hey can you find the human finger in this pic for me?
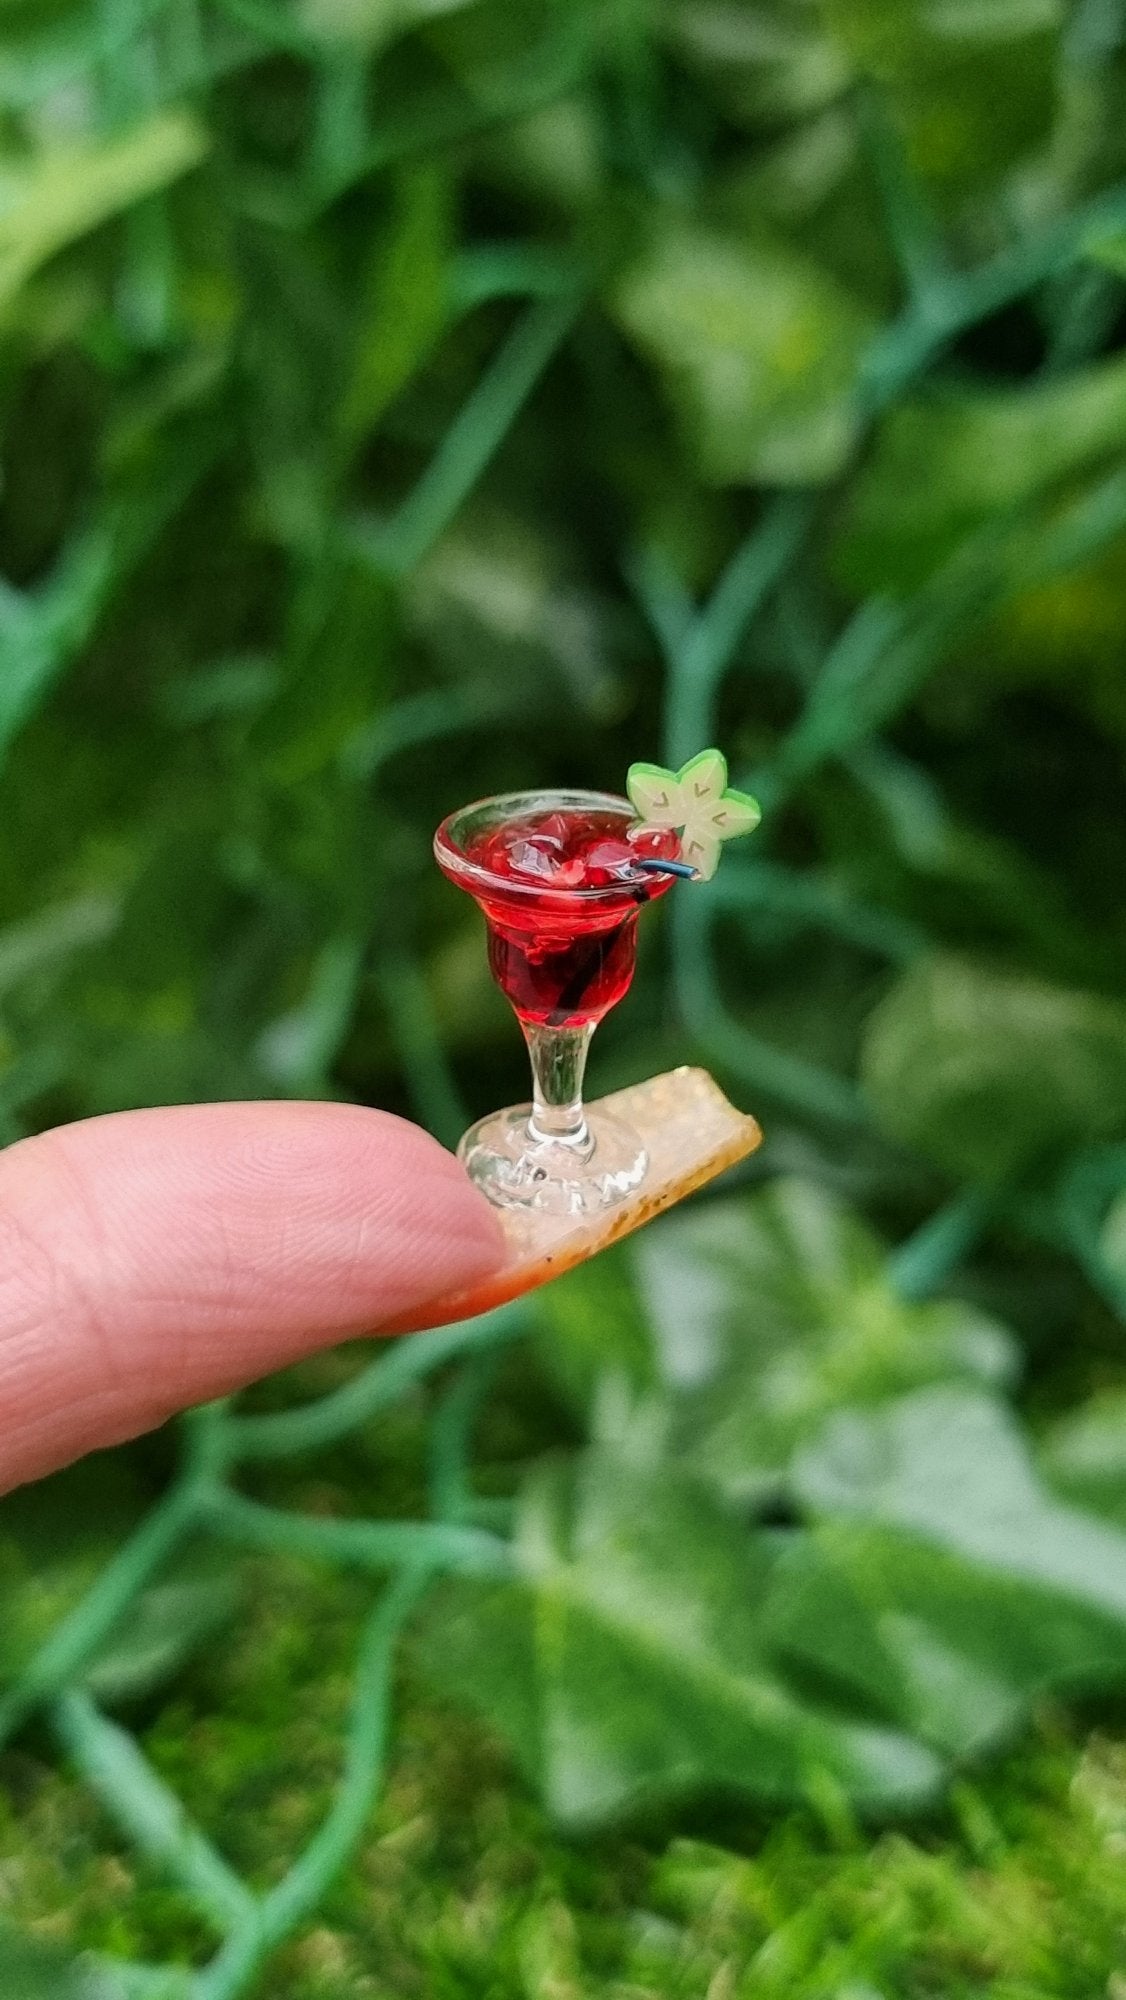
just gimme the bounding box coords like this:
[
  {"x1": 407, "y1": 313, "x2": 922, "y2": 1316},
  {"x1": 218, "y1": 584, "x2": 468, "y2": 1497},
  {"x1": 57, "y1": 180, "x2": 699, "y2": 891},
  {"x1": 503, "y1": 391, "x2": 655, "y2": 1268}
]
[{"x1": 0, "y1": 1099, "x2": 505, "y2": 1493}]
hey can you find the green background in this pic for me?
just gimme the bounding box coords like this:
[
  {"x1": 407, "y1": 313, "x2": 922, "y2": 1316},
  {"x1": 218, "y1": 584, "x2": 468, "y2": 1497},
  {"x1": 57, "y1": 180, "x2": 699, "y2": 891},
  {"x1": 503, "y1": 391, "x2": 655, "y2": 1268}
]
[{"x1": 4, "y1": 0, "x2": 1126, "y2": 1993}]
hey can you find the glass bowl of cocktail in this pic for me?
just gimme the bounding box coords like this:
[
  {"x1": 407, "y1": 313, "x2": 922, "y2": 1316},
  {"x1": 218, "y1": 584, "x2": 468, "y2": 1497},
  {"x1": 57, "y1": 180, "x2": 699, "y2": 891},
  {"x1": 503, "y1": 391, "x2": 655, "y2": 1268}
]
[{"x1": 434, "y1": 789, "x2": 683, "y2": 1214}]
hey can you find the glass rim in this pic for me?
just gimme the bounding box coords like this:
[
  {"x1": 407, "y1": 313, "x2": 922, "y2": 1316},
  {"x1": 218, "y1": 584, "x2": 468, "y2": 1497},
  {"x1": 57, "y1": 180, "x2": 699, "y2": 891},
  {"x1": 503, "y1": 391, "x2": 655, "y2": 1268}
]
[{"x1": 434, "y1": 787, "x2": 677, "y2": 907}]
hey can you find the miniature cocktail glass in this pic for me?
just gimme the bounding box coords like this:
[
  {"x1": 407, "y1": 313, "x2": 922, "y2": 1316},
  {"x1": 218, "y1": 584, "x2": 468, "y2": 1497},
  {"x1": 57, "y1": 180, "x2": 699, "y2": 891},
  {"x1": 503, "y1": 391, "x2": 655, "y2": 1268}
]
[{"x1": 434, "y1": 788, "x2": 680, "y2": 1215}]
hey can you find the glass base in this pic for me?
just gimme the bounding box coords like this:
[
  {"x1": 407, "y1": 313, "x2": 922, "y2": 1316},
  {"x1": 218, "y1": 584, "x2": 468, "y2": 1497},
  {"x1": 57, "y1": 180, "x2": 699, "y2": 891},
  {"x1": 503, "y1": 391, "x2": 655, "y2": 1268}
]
[{"x1": 457, "y1": 1103, "x2": 648, "y2": 1216}]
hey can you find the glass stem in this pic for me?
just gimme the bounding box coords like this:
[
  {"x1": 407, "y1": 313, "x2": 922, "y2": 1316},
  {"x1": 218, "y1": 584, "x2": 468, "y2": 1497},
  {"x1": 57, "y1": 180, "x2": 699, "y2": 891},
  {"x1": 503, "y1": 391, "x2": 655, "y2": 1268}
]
[{"x1": 523, "y1": 1021, "x2": 594, "y2": 1154}]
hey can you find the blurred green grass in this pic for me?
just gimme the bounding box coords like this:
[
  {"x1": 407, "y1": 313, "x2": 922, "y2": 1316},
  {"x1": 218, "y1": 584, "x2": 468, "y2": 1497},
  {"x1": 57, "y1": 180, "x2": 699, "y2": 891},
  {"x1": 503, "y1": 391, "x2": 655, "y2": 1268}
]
[{"x1": 5, "y1": 0, "x2": 1126, "y2": 1992}]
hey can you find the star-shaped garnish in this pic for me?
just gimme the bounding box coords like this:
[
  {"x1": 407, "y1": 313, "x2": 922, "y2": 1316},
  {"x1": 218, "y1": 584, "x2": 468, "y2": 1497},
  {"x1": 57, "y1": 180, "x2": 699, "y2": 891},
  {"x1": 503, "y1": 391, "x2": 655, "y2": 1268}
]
[{"x1": 627, "y1": 749, "x2": 761, "y2": 881}]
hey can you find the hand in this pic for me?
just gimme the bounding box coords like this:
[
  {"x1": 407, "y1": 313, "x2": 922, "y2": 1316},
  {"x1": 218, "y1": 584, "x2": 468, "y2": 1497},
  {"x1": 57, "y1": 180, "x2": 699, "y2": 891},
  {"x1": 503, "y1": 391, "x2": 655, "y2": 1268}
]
[{"x1": 0, "y1": 1101, "x2": 506, "y2": 1496}]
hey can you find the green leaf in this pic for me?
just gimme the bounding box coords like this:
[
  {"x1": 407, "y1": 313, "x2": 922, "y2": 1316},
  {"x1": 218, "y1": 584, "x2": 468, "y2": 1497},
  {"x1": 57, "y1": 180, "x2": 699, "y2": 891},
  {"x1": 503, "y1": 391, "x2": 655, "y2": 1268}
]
[
  {"x1": 835, "y1": 357, "x2": 1126, "y2": 594},
  {"x1": 670, "y1": 0, "x2": 851, "y2": 128},
  {"x1": 1042, "y1": 1389, "x2": 1126, "y2": 1528},
  {"x1": 770, "y1": 1515, "x2": 1125, "y2": 1759},
  {"x1": 83, "y1": 1967, "x2": 190, "y2": 2000},
  {"x1": 0, "y1": 1458, "x2": 150, "y2": 1685},
  {"x1": 0, "y1": 893, "x2": 118, "y2": 1001},
  {"x1": 82, "y1": 1570, "x2": 241, "y2": 1708},
  {"x1": 1100, "y1": 1189, "x2": 1126, "y2": 1286},
  {"x1": 634, "y1": 1179, "x2": 1017, "y2": 1501},
  {"x1": 405, "y1": 508, "x2": 620, "y2": 721},
  {"x1": 776, "y1": 1386, "x2": 1126, "y2": 1753},
  {"x1": 0, "y1": 1469, "x2": 237, "y2": 1712},
  {"x1": 412, "y1": 1573, "x2": 544, "y2": 1786},
  {"x1": 0, "y1": 113, "x2": 207, "y2": 317},
  {"x1": 249, "y1": 558, "x2": 394, "y2": 783},
  {"x1": 335, "y1": 165, "x2": 452, "y2": 449},
  {"x1": 531, "y1": 1242, "x2": 658, "y2": 1418},
  {"x1": 765, "y1": 1527, "x2": 1026, "y2": 1758},
  {"x1": 419, "y1": 1448, "x2": 945, "y2": 1826},
  {"x1": 861, "y1": 955, "x2": 1126, "y2": 1182},
  {"x1": 1084, "y1": 226, "x2": 1126, "y2": 279},
  {"x1": 299, "y1": 0, "x2": 474, "y2": 53},
  {"x1": 0, "y1": 1923, "x2": 116, "y2": 2000},
  {"x1": 611, "y1": 223, "x2": 874, "y2": 486},
  {"x1": 822, "y1": 0, "x2": 1062, "y2": 198},
  {"x1": 794, "y1": 1385, "x2": 1126, "y2": 1616}
]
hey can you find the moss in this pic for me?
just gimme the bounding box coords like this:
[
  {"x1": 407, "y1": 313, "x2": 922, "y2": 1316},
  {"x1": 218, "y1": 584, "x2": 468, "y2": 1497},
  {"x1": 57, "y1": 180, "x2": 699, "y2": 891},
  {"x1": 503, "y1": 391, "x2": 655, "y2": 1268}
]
[
  {"x1": 3, "y1": 1557, "x2": 1126, "y2": 1998},
  {"x1": 0, "y1": 1754, "x2": 212, "y2": 1965},
  {"x1": 3, "y1": 1354, "x2": 1126, "y2": 1997}
]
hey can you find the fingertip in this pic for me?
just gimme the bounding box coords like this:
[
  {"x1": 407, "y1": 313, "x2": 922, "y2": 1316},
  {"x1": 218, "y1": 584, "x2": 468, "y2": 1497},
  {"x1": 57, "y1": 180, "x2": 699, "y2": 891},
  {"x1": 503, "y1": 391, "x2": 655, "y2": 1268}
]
[
  {"x1": 0, "y1": 1098, "x2": 521, "y2": 1491},
  {"x1": 388, "y1": 1152, "x2": 509, "y2": 1299}
]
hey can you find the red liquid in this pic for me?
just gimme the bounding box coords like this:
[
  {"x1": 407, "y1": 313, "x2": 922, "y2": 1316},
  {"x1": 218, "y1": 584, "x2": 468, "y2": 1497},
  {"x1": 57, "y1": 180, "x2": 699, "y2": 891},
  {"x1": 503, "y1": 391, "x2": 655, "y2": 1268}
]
[{"x1": 463, "y1": 808, "x2": 680, "y2": 1028}]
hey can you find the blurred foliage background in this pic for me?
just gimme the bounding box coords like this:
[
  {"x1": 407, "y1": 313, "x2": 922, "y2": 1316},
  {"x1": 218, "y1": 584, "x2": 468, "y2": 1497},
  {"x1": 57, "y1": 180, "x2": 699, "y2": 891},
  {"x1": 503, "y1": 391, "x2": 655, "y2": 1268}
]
[{"x1": 5, "y1": 0, "x2": 1126, "y2": 1993}]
